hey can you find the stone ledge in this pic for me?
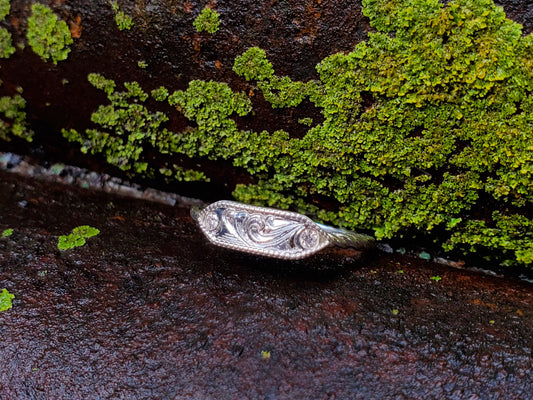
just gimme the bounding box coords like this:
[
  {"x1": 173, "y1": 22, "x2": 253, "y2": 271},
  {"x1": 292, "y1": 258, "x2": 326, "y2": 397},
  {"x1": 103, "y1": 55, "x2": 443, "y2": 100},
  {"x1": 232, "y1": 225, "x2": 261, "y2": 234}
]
[{"x1": 0, "y1": 170, "x2": 531, "y2": 399}]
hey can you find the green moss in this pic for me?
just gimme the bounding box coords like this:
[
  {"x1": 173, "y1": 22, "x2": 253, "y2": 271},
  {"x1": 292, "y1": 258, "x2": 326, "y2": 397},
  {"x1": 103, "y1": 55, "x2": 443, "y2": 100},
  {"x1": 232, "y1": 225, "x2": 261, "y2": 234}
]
[
  {"x1": 27, "y1": 3, "x2": 73, "y2": 64},
  {"x1": 445, "y1": 212, "x2": 533, "y2": 265},
  {"x1": 0, "y1": 86, "x2": 34, "y2": 142},
  {"x1": 193, "y1": 7, "x2": 220, "y2": 34},
  {"x1": 160, "y1": 165, "x2": 208, "y2": 182},
  {"x1": 233, "y1": 47, "x2": 319, "y2": 108},
  {"x1": 63, "y1": 0, "x2": 533, "y2": 267},
  {"x1": 57, "y1": 225, "x2": 100, "y2": 250},
  {"x1": 1, "y1": 228, "x2": 13, "y2": 237},
  {"x1": 238, "y1": 0, "x2": 533, "y2": 267},
  {"x1": 0, "y1": 0, "x2": 14, "y2": 58},
  {"x1": 298, "y1": 117, "x2": 313, "y2": 127},
  {"x1": 151, "y1": 86, "x2": 169, "y2": 102},
  {"x1": 111, "y1": 2, "x2": 133, "y2": 31},
  {"x1": 258, "y1": 76, "x2": 315, "y2": 108},
  {"x1": 166, "y1": 80, "x2": 294, "y2": 177},
  {"x1": 0, "y1": 0, "x2": 9, "y2": 21},
  {"x1": 229, "y1": 0, "x2": 532, "y2": 267},
  {"x1": 72, "y1": 225, "x2": 100, "y2": 238},
  {"x1": 168, "y1": 80, "x2": 251, "y2": 125},
  {"x1": 63, "y1": 74, "x2": 208, "y2": 182},
  {"x1": 0, "y1": 288, "x2": 14, "y2": 311},
  {"x1": 0, "y1": 27, "x2": 14, "y2": 58},
  {"x1": 233, "y1": 47, "x2": 274, "y2": 82},
  {"x1": 57, "y1": 233, "x2": 85, "y2": 250},
  {"x1": 87, "y1": 72, "x2": 115, "y2": 96}
]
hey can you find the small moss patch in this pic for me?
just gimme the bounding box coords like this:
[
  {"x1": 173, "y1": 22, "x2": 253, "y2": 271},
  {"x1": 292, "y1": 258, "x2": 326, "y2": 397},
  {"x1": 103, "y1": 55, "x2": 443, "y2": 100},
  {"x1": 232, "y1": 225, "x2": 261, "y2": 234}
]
[
  {"x1": 0, "y1": 27, "x2": 14, "y2": 58},
  {"x1": 151, "y1": 86, "x2": 169, "y2": 102},
  {"x1": 111, "y1": 2, "x2": 133, "y2": 31},
  {"x1": 0, "y1": 0, "x2": 14, "y2": 58},
  {"x1": 193, "y1": 7, "x2": 220, "y2": 34},
  {"x1": 0, "y1": 85, "x2": 34, "y2": 143},
  {"x1": 27, "y1": 3, "x2": 73, "y2": 64},
  {"x1": 233, "y1": 47, "x2": 274, "y2": 82},
  {"x1": 0, "y1": 0, "x2": 10, "y2": 21},
  {"x1": 57, "y1": 225, "x2": 100, "y2": 250},
  {"x1": 0, "y1": 288, "x2": 14, "y2": 312},
  {"x1": 62, "y1": 74, "x2": 207, "y2": 182},
  {"x1": 1, "y1": 228, "x2": 13, "y2": 237}
]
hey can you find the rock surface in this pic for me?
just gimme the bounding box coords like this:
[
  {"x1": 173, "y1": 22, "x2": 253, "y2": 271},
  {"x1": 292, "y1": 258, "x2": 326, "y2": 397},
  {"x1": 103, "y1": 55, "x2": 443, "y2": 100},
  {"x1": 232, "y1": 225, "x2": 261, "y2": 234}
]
[{"x1": 0, "y1": 170, "x2": 531, "y2": 399}]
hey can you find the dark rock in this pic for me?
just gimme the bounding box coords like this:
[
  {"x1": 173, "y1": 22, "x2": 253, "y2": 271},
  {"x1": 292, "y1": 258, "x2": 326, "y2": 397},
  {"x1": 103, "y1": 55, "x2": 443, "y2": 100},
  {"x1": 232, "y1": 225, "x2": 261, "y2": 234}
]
[{"x1": 0, "y1": 170, "x2": 531, "y2": 399}]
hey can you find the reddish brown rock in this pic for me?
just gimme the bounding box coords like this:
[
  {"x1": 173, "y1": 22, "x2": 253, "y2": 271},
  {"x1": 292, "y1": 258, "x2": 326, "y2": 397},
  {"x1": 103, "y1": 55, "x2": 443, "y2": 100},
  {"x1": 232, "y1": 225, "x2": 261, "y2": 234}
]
[{"x1": 0, "y1": 170, "x2": 531, "y2": 399}]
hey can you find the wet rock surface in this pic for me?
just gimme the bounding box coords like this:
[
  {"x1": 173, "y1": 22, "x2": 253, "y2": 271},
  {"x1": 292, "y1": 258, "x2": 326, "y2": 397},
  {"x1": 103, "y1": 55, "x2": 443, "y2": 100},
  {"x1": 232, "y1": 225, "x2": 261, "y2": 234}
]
[{"x1": 0, "y1": 170, "x2": 532, "y2": 399}]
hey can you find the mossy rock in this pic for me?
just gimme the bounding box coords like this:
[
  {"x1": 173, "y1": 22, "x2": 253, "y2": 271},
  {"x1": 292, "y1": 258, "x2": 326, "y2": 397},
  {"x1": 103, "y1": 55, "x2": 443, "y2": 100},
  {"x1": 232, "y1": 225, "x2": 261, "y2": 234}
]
[
  {"x1": 27, "y1": 3, "x2": 73, "y2": 64},
  {"x1": 1, "y1": 0, "x2": 532, "y2": 268}
]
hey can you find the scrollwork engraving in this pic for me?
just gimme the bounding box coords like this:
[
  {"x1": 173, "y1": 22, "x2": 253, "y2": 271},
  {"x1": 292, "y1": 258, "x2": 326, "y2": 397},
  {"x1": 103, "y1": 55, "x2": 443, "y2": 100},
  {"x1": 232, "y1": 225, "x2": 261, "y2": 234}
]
[{"x1": 197, "y1": 201, "x2": 329, "y2": 259}]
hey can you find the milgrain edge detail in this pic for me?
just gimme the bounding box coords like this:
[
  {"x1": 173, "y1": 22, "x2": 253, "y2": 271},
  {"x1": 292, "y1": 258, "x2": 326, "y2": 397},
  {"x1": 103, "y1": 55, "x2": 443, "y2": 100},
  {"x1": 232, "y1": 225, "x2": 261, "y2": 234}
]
[{"x1": 192, "y1": 200, "x2": 374, "y2": 260}]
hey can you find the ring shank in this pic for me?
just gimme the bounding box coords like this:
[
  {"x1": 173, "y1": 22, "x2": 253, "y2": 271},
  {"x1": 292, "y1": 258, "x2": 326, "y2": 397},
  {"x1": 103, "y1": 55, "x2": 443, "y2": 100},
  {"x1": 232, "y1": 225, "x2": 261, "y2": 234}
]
[{"x1": 316, "y1": 223, "x2": 375, "y2": 249}]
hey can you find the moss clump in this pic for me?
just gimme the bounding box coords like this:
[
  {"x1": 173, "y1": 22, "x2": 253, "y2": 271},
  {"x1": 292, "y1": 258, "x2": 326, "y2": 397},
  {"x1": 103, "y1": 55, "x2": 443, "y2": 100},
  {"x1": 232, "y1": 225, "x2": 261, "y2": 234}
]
[
  {"x1": 233, "y1": 47, "x2": 319, "y2": 108},
  {"x1": 298, "y1": 117, "x2": 313, "y2": 127},
  {"x1": 0, "y1": 27, "x2": 14, "y2": 58},
  {"x1": 111, "y1": 2, "x2": 133, "y2": 31},
  {"x1": 27, "y1": 3, "x2": 73, "y2": 64},
  {"x1": 0, "y1": 0, "x2": 10, "y2": 20},
  {"x1": 57, "y1": 225, "x2": 100, "y2": 250},
  {"x1": 233, "y1": 47, "x2": 274, "y2": 82},
  {"x1": 0, "y1": 0, "x2": 14, "y2": 58},
  {"x1": 165, "y1": 80, "x2": 293, "y2": 177},
  {"x1": 0, "y1": 288, "x2": 14, "y2": 311},
  {"x1": 151, "y1": 86, "x2": 169, "y2": 102},
  {"x1": 168, "y1": 80, "x2": 253, "y2": 157},
  {"x1": 63, "y1": 74, "x2": 207, "y2": 182},
  {"x1": 193, "y1": 7, "x2": 220, "y2": 34},
  {"x1": 305, "y1": 0, "x2": 532, "y2": 266},
  {"x1": 444, "y1": 212, "x2": 533, "y2": 265},
  {"x1": 0, "y1": 86, "x2": 34, "y2": 142},
  {"x1": 1, "y1": 228, "x2": 13, "y2": 237}
]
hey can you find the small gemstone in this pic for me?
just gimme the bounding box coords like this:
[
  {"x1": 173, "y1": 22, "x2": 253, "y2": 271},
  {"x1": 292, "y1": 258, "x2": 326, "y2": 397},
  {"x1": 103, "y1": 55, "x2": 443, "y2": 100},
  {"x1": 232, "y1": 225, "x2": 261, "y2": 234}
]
[
  {"x1": 299, "y1": 228, "x2": 319, "y2": 249},
  {"x1": 204, "y1": 211, "x2": 219, "y2": 231}
]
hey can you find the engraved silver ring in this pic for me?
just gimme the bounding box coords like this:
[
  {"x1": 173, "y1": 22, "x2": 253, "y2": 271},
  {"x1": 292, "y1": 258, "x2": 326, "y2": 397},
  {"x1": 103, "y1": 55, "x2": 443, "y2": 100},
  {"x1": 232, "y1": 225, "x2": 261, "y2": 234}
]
[{"x1": 191, "y1": 200, "x2": 374, "y2": 260}]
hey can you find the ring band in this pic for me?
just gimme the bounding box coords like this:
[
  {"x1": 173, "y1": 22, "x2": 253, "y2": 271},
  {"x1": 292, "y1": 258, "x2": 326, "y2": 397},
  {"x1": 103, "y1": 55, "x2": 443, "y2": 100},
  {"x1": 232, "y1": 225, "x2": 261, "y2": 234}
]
[{"x1": 191, "y1": 200, "x2": 374, "y2": 260}]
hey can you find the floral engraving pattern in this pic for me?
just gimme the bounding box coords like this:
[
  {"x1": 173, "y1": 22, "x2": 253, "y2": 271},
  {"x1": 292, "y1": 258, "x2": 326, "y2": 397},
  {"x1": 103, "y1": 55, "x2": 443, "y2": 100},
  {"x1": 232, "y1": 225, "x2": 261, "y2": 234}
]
[{"x1": 196, "y1": 201, "x2": 329, "y2": 259}]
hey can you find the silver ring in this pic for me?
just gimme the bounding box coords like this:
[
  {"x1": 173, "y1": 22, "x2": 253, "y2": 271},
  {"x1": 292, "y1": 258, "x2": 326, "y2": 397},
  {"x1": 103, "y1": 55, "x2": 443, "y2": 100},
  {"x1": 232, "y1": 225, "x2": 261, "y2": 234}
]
[{"x1": 191, "y1": 200, "x2": 374, "y2": 260}]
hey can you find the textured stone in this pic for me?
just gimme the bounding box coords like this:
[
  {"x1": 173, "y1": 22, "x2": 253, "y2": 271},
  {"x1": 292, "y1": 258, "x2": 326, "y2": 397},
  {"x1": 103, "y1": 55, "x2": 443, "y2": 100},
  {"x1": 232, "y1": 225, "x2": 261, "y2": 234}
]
[{"x1": 0, "y1": 170, "x2": 531, "y2": 399}]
